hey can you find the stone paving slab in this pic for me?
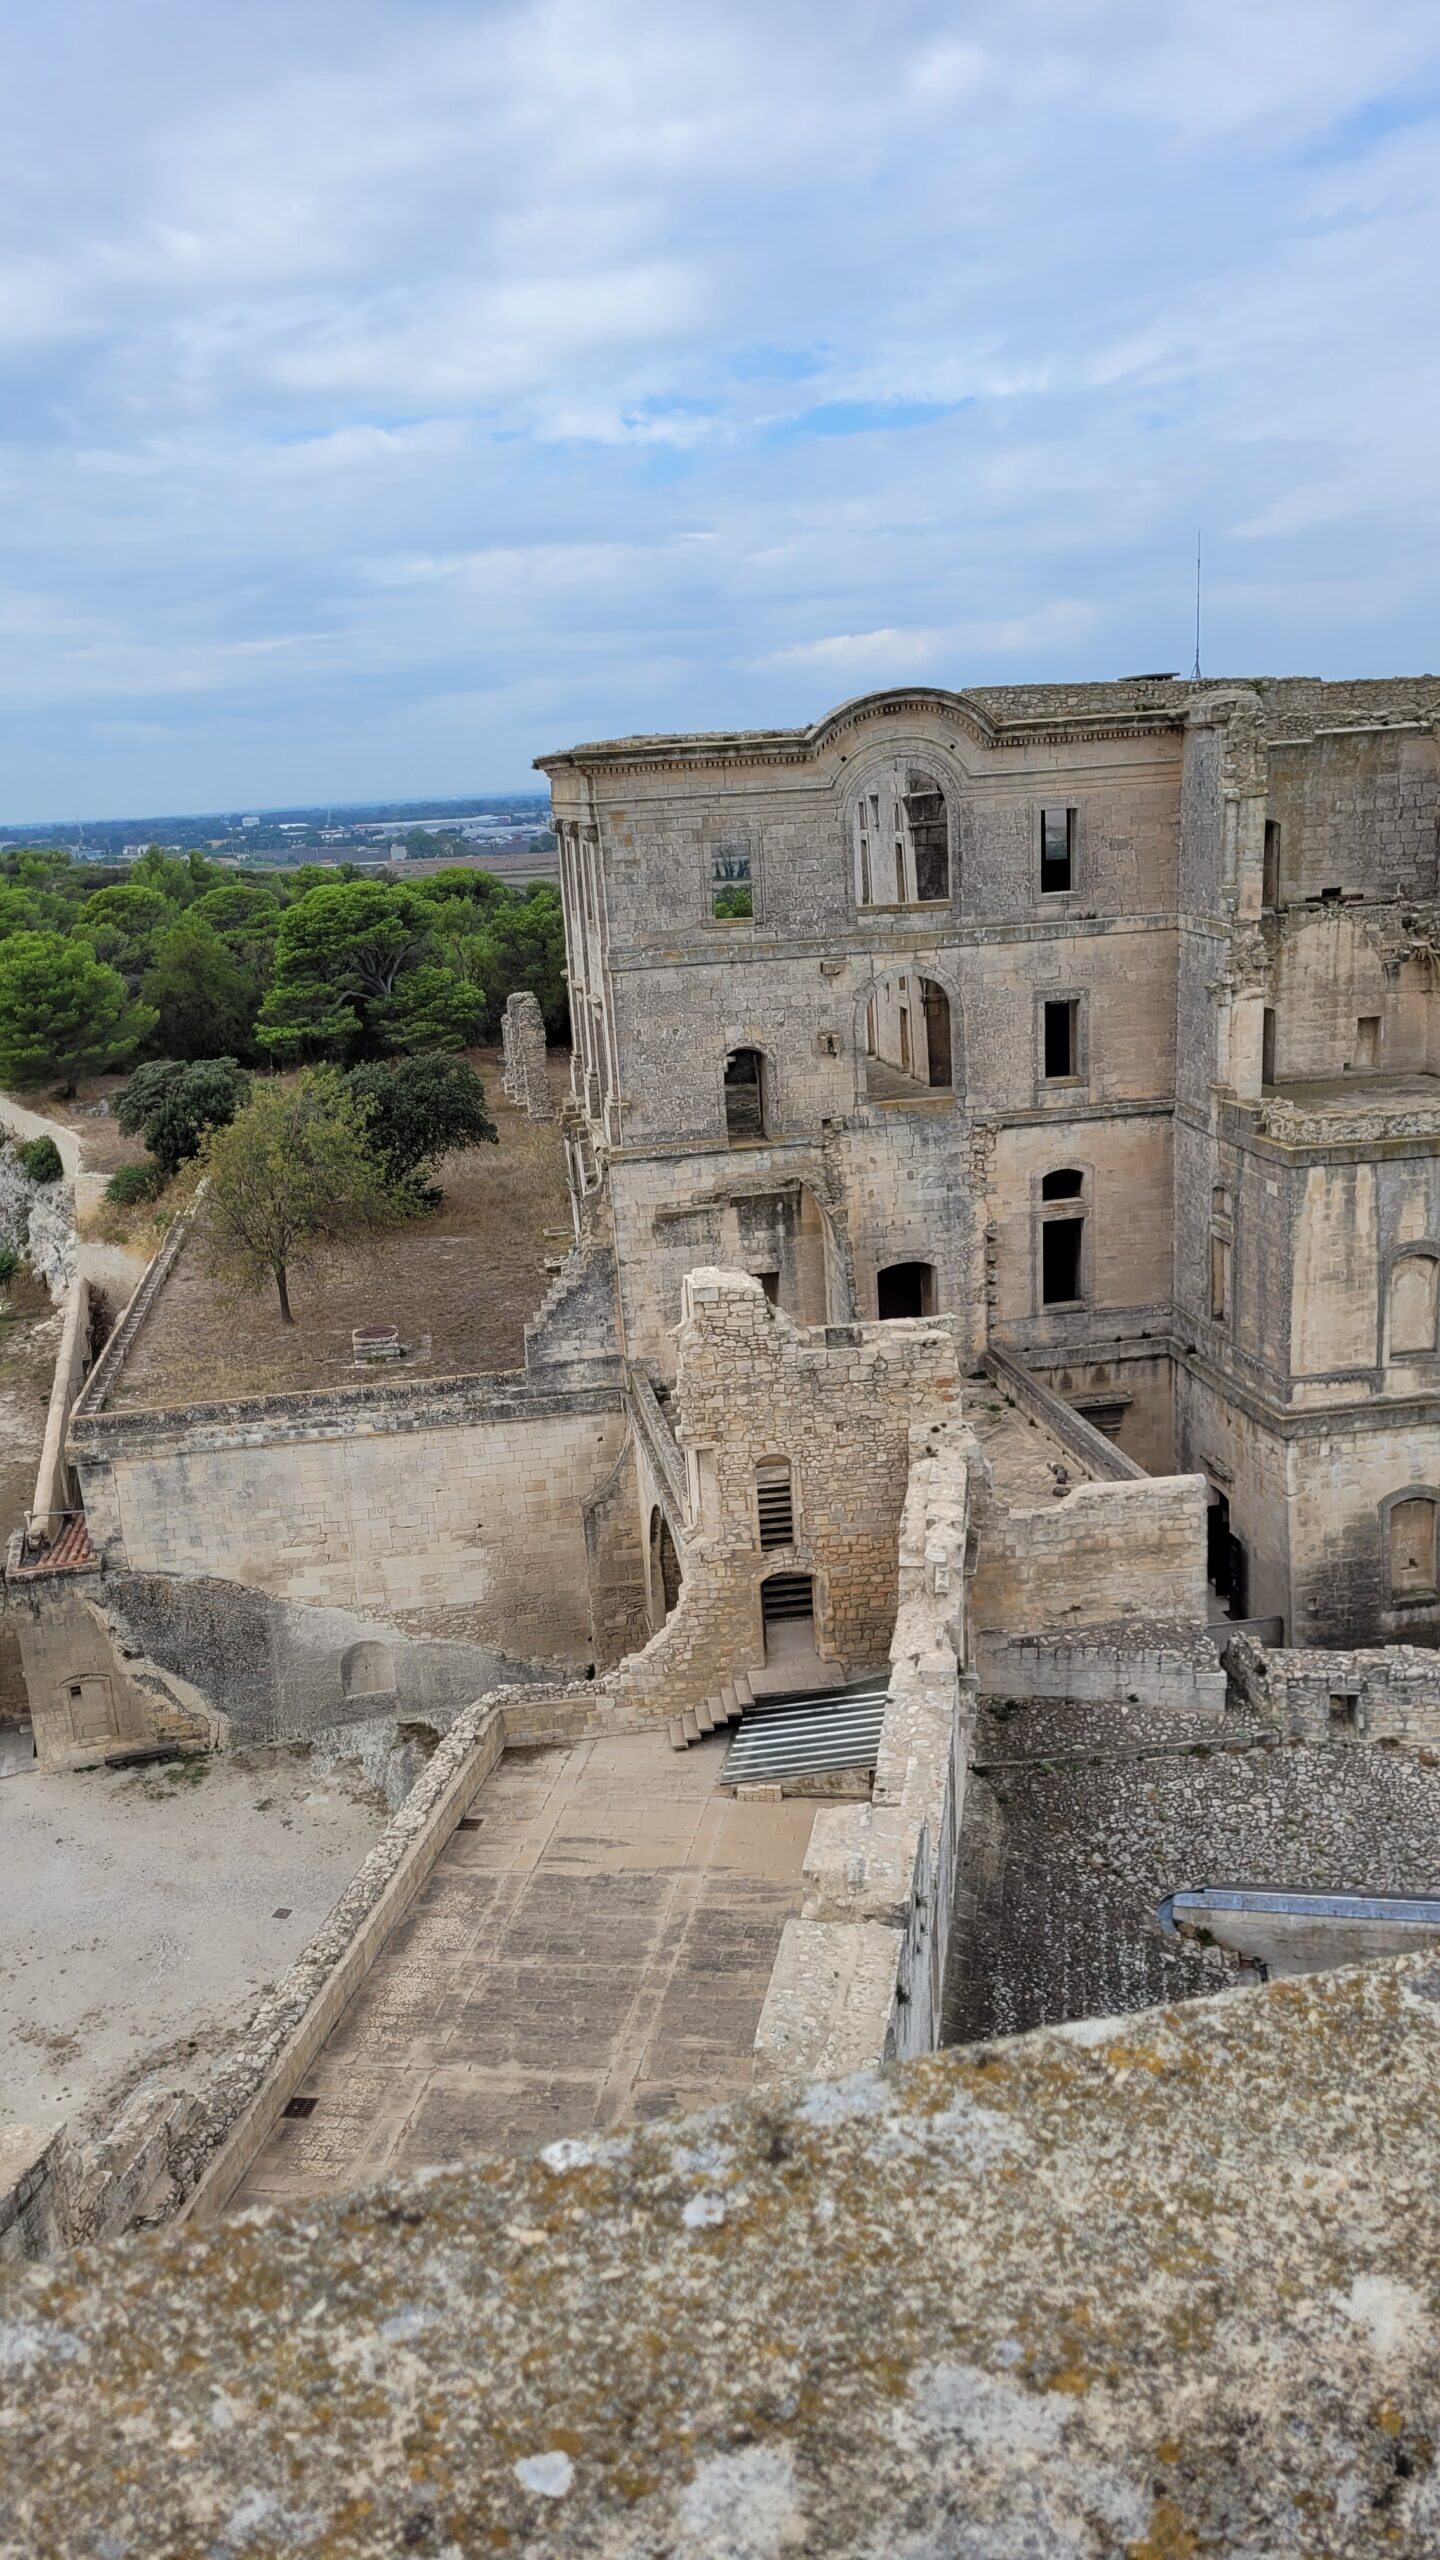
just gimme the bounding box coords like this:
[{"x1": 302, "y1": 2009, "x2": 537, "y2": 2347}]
[{"x1": 231, "y1": 1733, "x2": 815, "y2": 2208}]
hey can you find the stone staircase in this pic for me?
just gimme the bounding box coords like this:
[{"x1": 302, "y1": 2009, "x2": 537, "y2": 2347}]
[{"x1": 668, "y1": 1673, "x2": 754, "y2": 1750}]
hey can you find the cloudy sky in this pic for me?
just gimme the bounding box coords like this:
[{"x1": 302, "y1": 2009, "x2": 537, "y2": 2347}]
[{"x1": 3, "y1": 0, "x2": 1438, "y2": 817}]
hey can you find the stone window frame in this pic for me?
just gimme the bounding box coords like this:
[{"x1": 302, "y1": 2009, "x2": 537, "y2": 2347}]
[
  {"x1": 1034, "y1": 986, "x2": 1089, "y2": 1102},
  {"x1": 720, "y1": 1036, "x2": 782, "y2": 1145},
  {"x1": 1032, "y1": 1160, "x2": 1093, "y2": 1314},
  {"x1": 842, "y1": 752, "x2": 958, "y2": 915},
  {"x1": 1034, "y1": 800, "x2": 1087, "y2": 906},
  {"x1": 1381, "y1": 1484, "x2": 1440, "y2": 1608},
  {"x1": 852, "y1": 961, "x2": 965, "y2": 1111},
  {"x1": 703, "y1": 824, "x2": 762, "y2": 928},
  {"x1": 1380, "y1": 1241, "x2": 1440, "y2": 1366},
  {"x1": 1209, "y1": 1180, "x2": 1236, "y2": 1329}
]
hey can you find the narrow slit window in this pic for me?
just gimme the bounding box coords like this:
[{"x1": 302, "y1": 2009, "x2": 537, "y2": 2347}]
[
  {"x1": 1040, "y1": 807, "x2": 1074, "y2": 893},
  {"x1": 1262, "y1": 818, "x2": 1281, "y2": 908},
  {"x1": 756, "y1": 1462, "x2": 795, "y2": 1549},
  {"x1": 1043, "y1": 999, "x2": 1076, "y2": 1079},
  {"x1": 1210, "y1": 1232, "x2": 1231, "y2": 1323}
]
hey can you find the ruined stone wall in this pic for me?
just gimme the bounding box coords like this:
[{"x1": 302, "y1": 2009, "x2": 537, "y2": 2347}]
[
  {"x1": 1267, "y1": 726, "x2": 1440, "y2": 905},
  {"x1": 970, "y1": 1472, "x2": 1209, "y2": 1640},
  {"x1": 6, "y1": 1573, "x2": 213, "y2": 1771},
  {"x1": 604, "y1": 1272, "x2": 960, "y2": 1722},
  {"x1": 1226, "y1": 1630, "x2": 1440, "y2": 1744},
  {"x1": 755, "y1": 1420, "x2": 974, "y2": 2085}
]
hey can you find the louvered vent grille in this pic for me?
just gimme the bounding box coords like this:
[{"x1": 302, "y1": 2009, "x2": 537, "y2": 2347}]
[{"x1": 756, "y1": 1467, "x2": 794, "y2": 1549}]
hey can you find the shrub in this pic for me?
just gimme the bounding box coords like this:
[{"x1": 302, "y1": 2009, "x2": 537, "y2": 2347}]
[
  {"x1": 105, "y1": 1159, "x2": 168, "y2": 1208},
  {"x1": 0, "y1": 1246, "x2": 17, "y2": 1285},
  {"x1": 114, "y1": 1056, "x2": 251, "y2": 1177},
  {"x1": 17, "y1": 1136, "x2": 63, "y2": 1184}
]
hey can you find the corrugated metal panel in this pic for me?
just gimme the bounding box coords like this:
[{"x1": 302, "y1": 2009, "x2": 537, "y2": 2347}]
[{"x1": 721, "y1": 1683, "x2": 889, "y2": 1786}]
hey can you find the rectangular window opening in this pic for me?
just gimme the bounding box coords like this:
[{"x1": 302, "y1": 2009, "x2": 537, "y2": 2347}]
[
  {"x1": 1042, "y1": 1217, "x2": 1084, "y2": 1306},
  {"x1": 711, "y1": 847, "x2": 753, "y2": 920},
  {"x1": 1328, "y1": 1693, "x2": 1360, "y2": 1733},
  {"x1": 1354, "y1": 1015, "x2": 1380, "y2": 1070},
  {"x1": 1210, "y1": 1232, "x2": 1231, "y2": 1324},
  {"x1": 754, "y1": 1269, "x2": 780, "y2": 1306},
  {"x1": 1261, "y1": 1006, "x2": 1277, "y2": 1088},
  {"x1": 1040, "y1": 807, "x2": 1074, "y2": 894},
  {"x1": 1043, "y1": 999, "x2": 1077, "y2": 1080}
]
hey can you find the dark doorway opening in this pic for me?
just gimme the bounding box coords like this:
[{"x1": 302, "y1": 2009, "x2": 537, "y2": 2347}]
[
  {"x1": 761, "y1": 1571, "x2": 816, "y2": 1664},
  {"x1": 921, "y1": 980, "x2": 952, "y2": 1087},
  {"x1": 1206, "y1": 1489, "x2": 1248, "y2": 1619},
  {"x1": 877, "y1": 1260, "x2": 935, "y2": 1320},
  {"x1": 649, "y1": 1507, "x2": 682, "y2": 1625},
  {"x1": 724, "y1": 1048, "x2": 766, "y2": 1142}
]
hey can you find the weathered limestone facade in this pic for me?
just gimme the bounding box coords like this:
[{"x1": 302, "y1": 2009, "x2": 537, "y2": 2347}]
[{"x1": 540, "y1": 675, "x2": 1440, "y2": 1649}]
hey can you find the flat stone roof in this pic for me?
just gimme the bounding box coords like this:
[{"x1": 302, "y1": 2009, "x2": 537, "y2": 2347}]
[{"x1": 6, "y1": 1950, "x2": 1440, "y2": 2554}]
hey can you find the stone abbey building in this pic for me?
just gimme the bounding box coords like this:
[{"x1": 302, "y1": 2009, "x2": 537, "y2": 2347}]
[
  {"x1": 9, "y1": 671, "x2": 1440, "y2": 2265},
  {"x1": 542, "y1": 674, "x2": 1440, "y2": 1653}
]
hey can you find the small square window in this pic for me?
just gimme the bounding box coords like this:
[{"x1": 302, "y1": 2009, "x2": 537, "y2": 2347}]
[
  {"x1": 1040, "y1": 807, "x2": 1074, "y2": 893},
  {"x1": 1328, "y1": 1693, "x2": 1360, "y2": 1733}
]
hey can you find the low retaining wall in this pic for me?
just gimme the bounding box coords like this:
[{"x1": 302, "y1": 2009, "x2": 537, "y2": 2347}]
[
  {"x1": 1227, "y1": 1630, "x2": 1440, "y2": 1747},
  {"x1": 0, "y1": 1689, "x2": 519, "y2": 2258},
  {"x1": 753, "y1": 1420, "x2": 973, "y2": 2085},
  {"x1": 976, "y1": 1621, "x2": 1226, "y2": 1715}
]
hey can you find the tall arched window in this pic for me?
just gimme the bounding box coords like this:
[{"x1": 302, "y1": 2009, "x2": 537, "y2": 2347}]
[
  {"x1": 1389, "y1": 1251, "x2": 1440, "y2": 1356},
  {"x1": 854, "y1": 765, "x2": 952, "y2": 907}
]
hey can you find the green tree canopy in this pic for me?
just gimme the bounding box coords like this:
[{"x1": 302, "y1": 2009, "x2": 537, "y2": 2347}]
[
  {"x1": 193, "y1": 1070, "x2": 401, "y2": 1323},
  {"x1": 115, "y1": 1055, "x2": 252, "y2": 1176},
  {"x1": 142, "y1": 912, "x2": 258, "y2": 1060},
  {"x1": 474, "y1": 885, "x2": 569, "y2": 1040},
  {"x1": 0, "y1": 933, "x2": 154, "y2": 1095},
  {"x1": 77, "y1": 884, "x2": 172, "y2": 990},
  {"x1": 345, "y1": 1052, "x2": 496, "y2": 1200},
  {"x1": 256, "y1": 880, "x2": 482, "y2": 1063}
]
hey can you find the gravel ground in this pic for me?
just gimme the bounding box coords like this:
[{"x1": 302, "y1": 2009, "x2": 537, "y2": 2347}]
[{"x1": 0, "y1": 1744, "x2": 385, "y2": 2145}]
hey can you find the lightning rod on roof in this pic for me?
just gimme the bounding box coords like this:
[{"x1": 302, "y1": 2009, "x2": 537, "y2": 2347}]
[{"x1": 1192, "y1": 532, "x2": 1203, "y2": 682}]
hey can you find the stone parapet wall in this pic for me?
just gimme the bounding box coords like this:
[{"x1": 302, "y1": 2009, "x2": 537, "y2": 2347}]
[
  {"x1": 754, "y1": 1420, "x2": 973, "y2": 2084},
  {"x1": 1227, "y1": 1629, "x2": 1440, "y2": 1746},
  {"x1": 10, "y1": 1949, "x2": 1440, "y2": 2552}
]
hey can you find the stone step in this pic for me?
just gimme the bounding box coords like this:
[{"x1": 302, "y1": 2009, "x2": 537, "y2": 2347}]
[
  {"x1": 682, "y1": 1709, "x2": 701, "y2": 1744},
  {"x1": 668, "y1": 1717, "x2": 688, "y2": 1751},
  {"x1": 719, "y1": 1684, "x2": 739, "y2": 1725},
  {"x1": 733, "y1": 1673, "x2": 755, "y2": 1709}
]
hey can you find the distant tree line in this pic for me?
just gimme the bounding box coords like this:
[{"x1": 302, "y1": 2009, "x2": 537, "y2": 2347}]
[{"x1": 0, "y1": 845, "x2": 568, "y2": 1095}]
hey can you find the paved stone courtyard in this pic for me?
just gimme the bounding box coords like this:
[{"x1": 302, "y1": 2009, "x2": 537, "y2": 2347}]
[{"x1": 233, "y1": 1732, "x2": 815, "y2": 2209}]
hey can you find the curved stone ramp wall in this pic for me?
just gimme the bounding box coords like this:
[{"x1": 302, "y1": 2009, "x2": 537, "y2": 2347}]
[{"x1": 3, "y1": 1950, "x2": 1439, "y2": 2554}]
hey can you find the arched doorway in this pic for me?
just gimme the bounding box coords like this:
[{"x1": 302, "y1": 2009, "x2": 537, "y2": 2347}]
[
  {"x1": 877, "y1": 1261, "x2": 936, "y2": 1320},
  {"x1": 724, "y1": 1048, "x2": 767, "y2": 1141},
  {"x1": 863, "y1": 976, "x2": 953, "y2": 1100}
]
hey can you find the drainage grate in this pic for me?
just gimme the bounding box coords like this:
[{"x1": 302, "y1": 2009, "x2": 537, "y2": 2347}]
[
  {"x1": 282, "y1": 2095, "x2": 318, "y2": 2121},
  {"x1": 272, "y1": 1907, "x2": 292, "y2": 1919},
  {"x1": 456, "y1": 1817, "x2": 483, "y2": 1831}
]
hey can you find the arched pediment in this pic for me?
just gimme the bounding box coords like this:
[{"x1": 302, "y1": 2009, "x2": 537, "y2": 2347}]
[{"x1": 807, "y1": 687, "x2": 1000, "y2": 757}]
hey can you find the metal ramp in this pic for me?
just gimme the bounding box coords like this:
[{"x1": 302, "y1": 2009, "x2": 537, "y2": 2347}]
[{"x1": 719, "y1": 1678, "x2": 889, "y2": 1790}]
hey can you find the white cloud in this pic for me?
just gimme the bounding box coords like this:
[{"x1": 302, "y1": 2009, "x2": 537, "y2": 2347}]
[{"x1": 1, "y1": 0, "x2": 1438, "y2": 809}]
